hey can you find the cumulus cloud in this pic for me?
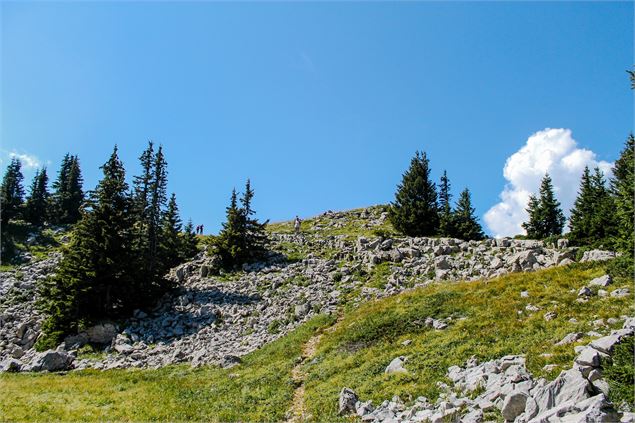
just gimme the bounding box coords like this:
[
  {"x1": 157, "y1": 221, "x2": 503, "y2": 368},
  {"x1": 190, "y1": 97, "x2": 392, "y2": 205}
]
[
  {"x1": 484, "y1": 128, "x2": 612, "y2": 238},
  {"x1": 8, "y1": 151, "x2": 41, "y2": 169}
]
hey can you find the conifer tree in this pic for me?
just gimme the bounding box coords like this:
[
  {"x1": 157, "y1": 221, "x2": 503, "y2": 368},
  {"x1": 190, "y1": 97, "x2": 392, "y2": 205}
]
[
  {"x1": 610, "y1": 135, "x2": 634, "y2": 252},
  {"x1": 213, "y1": 189, "x2": 246, "y2": 268},
  {"x1": 389, "y1": 151, "x2": 439, "y2": 236},
  {"x1": 522, "y1": 195, "x2": 542, "y2": 238},
  {"x1": 147, "y1": 145, "x2": 168, "y2": 278},
  {"x1": 453, "y1": 188, "x2": 484, "y2": 241},
  {"x1": 40, "y1": 147, "x2": 135, "y2": 342},
  {"x1": 25, "y1": 168, "x2": 50, "y2": 226},
  {"x1": 0, "y1": 158, "x2": 25, "y2": 226},
  {"x1": 51, "y1": 154, "x2": 84, "y2": 224},
  {"x1": 522, "y1": 174, "x2": 565, "y2": 239},
  {"x1": 240, "y1": 179, "x2": 269, "y2": 262},
  {"x1": 65, "y1": 156, "x2": 84, "y2": 223},
  {"x1": 159, "y1": 193, "x2": 183, "y2": 271},
  {"x1": 438, "y1": 170, "x2": 455, "y2": 237},
  {"x1": 181, "y1": 219, "x2": 199, "y2": 261},
  {"x1": 569, "y1": 167, "x2": 616, "y2": 246}
]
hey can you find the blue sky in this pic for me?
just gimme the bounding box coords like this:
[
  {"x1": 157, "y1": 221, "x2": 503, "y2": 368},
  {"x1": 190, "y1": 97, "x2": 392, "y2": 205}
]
[{"x1": 1, "y1": 1, "x2": 633, "y2": 235}]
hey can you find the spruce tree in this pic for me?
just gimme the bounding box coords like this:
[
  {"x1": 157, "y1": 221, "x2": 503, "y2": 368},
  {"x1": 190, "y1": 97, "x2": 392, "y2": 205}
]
[
  {"x1": 438, "y1": 170, "x2": 455, "y2": 237},
  {"x1": 240, "y1": 179, "x2": 269, "y2": 262},
  {"x1": 453, "y1": 188, "x2": 484, "y2": 241},
  {"x1": 147, "y1": 145, "x2": 168, "y2": 278},
  {"x1": 213, "y1": 189, "x2": 246, "y2": 268},
  {"x1": 40, "y1": 147, "x2": 135, "y2": 342},
  {"x1": 65, "y1": 156, "x2": 84, "y2": 224},
  {"x1": 25, "y1": 168, "x2": 50, "y2": 226},
  {"x1": 51, "y1": 154, "x2": 84, "y2": 224},
  {"x1": 181, "y1": 219, "x2": 199, "y2": 261},
  {"x1": 522, "y1": 195, "x2": 542, "y2": 238},
  {"x1": 159, "y1": 193, "x2": 183, "y2": 271},
  {"x1": 389, "y1": 151, "x2": 439, "y2": 236},
  {"x1": 0, "y1": 158, "x2": 25, "y2": 226},
  {"x1": 522, "y1": 174, "x2": 565, "y2": 239},
  {"x1": 610, "y1": 135, "x2": 634, "y2": 252},
  {"x1": 569, "y1": 167, "x2": 616, "y2": 246}
]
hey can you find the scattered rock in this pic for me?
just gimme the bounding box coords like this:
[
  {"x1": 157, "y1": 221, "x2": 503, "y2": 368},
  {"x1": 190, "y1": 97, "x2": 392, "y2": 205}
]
[{"x1": 385, "y1": 356, "x2": 408, "y2": 374}]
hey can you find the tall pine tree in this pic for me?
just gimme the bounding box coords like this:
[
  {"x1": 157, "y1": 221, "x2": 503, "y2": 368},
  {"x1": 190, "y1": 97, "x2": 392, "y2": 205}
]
[
  {"x1": 39, "y1": 147, "x2": 136, "y2": 343},
  {"x1": 610, "y1": 135, "x2": 634, "y2": 253},
  {"x1": 240, "y1": 179, "x2": 269, "y2": 262},
  {"x1": 51, "y1": 154, "x2": 84, "y2": 224},
  {"x1": 522, "y1": 173, "x2": 565, "y2": 239},
  {"x1": 0, "y1": 158, "x2": 25, "y2": 226},
  {"x1": 181, "y1": 219, "x2": 199, "y2": 261},
  {"x1": 213, "y1": 189, "x2": 246, "y2": 269},
  {"x1": 569, "y1": 167, "x2": 616, "y2": 246},
  {"x1": 159, "y1": 193, "x2": 183, "y2": 271},
  {"x1": 453, "y1": 188, "x2": 484, "y2": 241},
  {"x1": 438, "y1": 170, "x2": 455, "y2": 237},
  {"x1": 25, "y1": 168, "x2": 50, "y2": 226},
  {"x1": 389, "y1": 151, "x2": 439, "y2": 236}
]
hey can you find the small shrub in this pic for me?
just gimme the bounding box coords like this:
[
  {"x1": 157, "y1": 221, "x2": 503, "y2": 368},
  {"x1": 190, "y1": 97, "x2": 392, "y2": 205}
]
[
  {"x1": 606, "y1": 255, "x2": 634, "y2": 279},
  {"x1": 604, "y1": 336, "x2": 635, "y2": 410},
  {"x1": 268, "y1": 319, "x2": 282, "y2": 334}
]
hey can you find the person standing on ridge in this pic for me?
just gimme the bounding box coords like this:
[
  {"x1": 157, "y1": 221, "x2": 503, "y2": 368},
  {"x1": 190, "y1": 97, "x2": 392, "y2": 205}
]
[{"x1": 294, "y1": 216, "x2": 301, "y2": 235}]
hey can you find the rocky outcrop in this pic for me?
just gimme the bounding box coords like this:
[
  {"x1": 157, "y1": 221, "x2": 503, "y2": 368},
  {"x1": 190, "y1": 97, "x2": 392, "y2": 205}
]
[{"x1": 339, "y1": 318, "x2": 634, "y2": 422}]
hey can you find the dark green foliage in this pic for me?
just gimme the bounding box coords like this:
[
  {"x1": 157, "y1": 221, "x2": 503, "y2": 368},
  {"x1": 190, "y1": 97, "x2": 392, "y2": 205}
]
[
  {"x1": 438, "y1": 170, "x2": 455, "y2": 237},
  {"x1": 51, "y1": 154, "x2": 84, "y2": 224},
  {"x1": 604, "y1": 336, "x2": 634, "y2": 410},
  {"x1": 389, "y1": 151, "x2": 439, "y2": 237},
  {"x1": 606, "y1": 255, "x2": 634, "y2": 280},
  {"x1": 24, "y1": 168, "x2": 49, "y2": 226},
  {"x1": 213, "y1": 180, "x2": 269, "y2": 270},
  {"x1": 453, "y1": 188, "x2": 484, "y2": 241},
  {"x1": 569, "y1": 167, "x2": 618, "y2": 247},
  {"x1": 39, "y1": 147, "x2": 136, "y2": 340},
  {"x1": 610, "y1": 135, "x2": 634, "y2": 254},
  {"x1": 159, "y1": 193, "x2": 183, "y2": 270},
  {"x1": 180, "y1": 220, "x2": 199, "y2": 261},
  {"x1": 0, "y1": 158, "x2": 25, "y2": 226},
  {"x1": 522, "y1": 174, "x2": 565, "y2": 239},
  {"x1": 131, "y1": 143, "x2": 176, "y2": 287}
]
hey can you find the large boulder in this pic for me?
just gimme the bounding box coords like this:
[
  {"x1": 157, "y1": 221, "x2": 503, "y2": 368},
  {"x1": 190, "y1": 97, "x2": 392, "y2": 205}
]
[
  {"x1": 580, "y1": 250, "x2": 616, "y2": 262},
  {"x1": 27, "y1": 350, "x2": 74, "y2": 372},
  {"x1": 86, "y1": 323, "x2": 118, "y2": 344},
  {"x1": 502, "y1": 392, "x2": 528, "y2": 421},
  {"x1": 338, "y1": 387, "x2": 358, "y2": 415},
  {"x1": 385, "y1": 356, "x2": 409, "y2": 374},
  {"x1": 0, "y1": 358, "x2": 22, "y2": 372}
]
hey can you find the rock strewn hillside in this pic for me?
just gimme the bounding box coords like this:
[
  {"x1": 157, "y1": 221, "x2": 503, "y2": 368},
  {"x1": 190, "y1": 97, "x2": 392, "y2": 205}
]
[{"x1": 0, "y1": 207, "x2": 620, "y2": 372}]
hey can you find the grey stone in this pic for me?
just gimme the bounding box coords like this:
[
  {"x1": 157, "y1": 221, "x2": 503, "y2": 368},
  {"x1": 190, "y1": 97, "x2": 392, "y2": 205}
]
[
  {"x1": 338, "y1": 387, "x2": 358, "y2": 415},
  {"x1": 385, "y1": 356, "x2": 408, "y2": 374},
  {"x1": 27, "y1": 350, "x2": 74, "y2": 372},
  {"x1": 501, "y1": 392, "x2": 528, "y2": 421},
  {"x1": 611, "y1": 288, "x2": 631, "y2": 298},
  {"x1": 589, "y1": 275, "x2": 612, "y2": 287}
]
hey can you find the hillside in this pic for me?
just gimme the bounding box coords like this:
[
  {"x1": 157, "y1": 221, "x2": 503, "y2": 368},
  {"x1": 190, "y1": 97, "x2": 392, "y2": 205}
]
[{"x1": 0, "y1": 207, "x2": 633, "y2": 422}]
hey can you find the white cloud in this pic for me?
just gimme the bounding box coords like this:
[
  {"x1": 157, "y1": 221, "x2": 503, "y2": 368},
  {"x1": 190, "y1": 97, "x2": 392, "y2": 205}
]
[
  {"x1": 8, "y1": 151, "x2": 41, "y2": 170},
  {"x1": 484, "y1": 128, "x2": 612, "y2": 238}
]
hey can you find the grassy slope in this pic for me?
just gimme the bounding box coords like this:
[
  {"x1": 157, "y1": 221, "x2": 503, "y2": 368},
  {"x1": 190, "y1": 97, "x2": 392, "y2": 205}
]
[
  {"x1": 0, "y1": 315, "x2": 335, "y2": 422},
  {"x1": 267, "y1": 206, "x2": 396, "y2": 240},
  {"x1": 302, "y1": 262, "x2": 634, "y2": 421},
  {"x1": 0, "y1": 221, "x2": 65, "y2": 270}
]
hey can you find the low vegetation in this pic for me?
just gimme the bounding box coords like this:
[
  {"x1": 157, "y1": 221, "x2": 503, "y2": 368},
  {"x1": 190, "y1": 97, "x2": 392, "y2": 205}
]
[
  {"x1": 301, "y1": 261, "x2": 633, "y2": 421},
  {"x1": 0, "y1": 315, "x2": 335, "y2": 422}
]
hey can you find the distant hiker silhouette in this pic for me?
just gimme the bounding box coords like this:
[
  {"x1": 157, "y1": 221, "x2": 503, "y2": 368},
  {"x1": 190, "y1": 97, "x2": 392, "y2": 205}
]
[
  {"x1": 294, "y1": 216, "x2": 301, "y2": 235},
  {"x1": 200, "y1": 224, "x2": 204, "y2": 234}
]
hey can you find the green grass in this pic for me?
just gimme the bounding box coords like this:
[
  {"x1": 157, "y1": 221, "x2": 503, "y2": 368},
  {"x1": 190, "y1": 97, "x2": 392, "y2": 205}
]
[
  {"x1": 301, "y1": 261, "x2": 634, "y2": 421},
  {"x1": 266, "y1": 206, "x2": 396, "y2": 240},
  {"x1": 0, "y1": 314, "x2": 336, "y2": 422}
]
